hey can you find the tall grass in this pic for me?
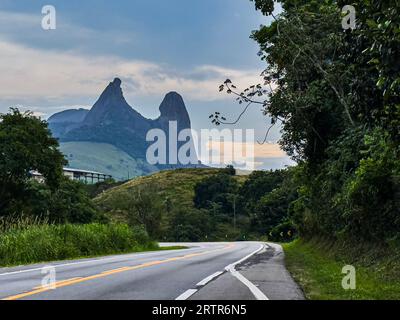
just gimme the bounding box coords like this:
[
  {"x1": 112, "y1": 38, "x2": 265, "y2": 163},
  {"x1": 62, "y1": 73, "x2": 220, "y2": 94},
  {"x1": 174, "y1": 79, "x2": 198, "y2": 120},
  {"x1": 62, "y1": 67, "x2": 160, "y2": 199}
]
[
  {"x1": 0, "y1": 214, "x2": 49, "y2": 233},
  {"x1": 283, "y1": 239, "x2": 400, "y2": 300},
  {"x1": 0, "y1": 220, "x2": 157, "y2": 266}
]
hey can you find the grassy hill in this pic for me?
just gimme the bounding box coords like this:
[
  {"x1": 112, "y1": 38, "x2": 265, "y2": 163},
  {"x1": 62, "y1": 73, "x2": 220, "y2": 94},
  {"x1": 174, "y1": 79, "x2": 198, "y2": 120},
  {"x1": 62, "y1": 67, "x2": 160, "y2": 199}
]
[
  {"x1": 94, "y1": 168, "x2": 247, "y2": 223},
  {"x1": 60, "y1": 142, "x2": 158, "y2": 181}
]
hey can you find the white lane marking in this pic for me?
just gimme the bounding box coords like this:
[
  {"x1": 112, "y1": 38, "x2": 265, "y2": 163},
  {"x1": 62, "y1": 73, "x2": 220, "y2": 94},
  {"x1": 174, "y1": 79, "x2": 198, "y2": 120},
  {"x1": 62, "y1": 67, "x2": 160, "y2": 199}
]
[
  {"x1": 175, "y1": 289, "x2": 198, "y2": 300},
  {"x1": 229, "y1": 268, "x2": 268, "y2": 300},
  {"x1": 196, "y1": 271, "x2": 224, "y2": 287},
  {"x1": 226, "y1": 243, "x2": 265, "y2": 269},
  {"x1": 174, "y1": 242, "x2": 267, "y2": 301},
  {"x1": 0, "y1": 246, "x2": 201, "y2": 277},
  {"x1": 225, "y1": 243, "x2": 269, "y2": 300}
]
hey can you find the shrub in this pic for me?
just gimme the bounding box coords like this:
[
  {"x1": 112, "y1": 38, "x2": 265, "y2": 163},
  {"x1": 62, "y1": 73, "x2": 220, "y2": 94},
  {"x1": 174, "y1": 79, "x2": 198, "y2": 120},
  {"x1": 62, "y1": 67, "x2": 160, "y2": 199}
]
[
  {"x1": 0, "y1": 223, "x2": 156, "y2": 266},
  {"x1": 342, "y1": 130, "x2": 400, "y2": 241}
]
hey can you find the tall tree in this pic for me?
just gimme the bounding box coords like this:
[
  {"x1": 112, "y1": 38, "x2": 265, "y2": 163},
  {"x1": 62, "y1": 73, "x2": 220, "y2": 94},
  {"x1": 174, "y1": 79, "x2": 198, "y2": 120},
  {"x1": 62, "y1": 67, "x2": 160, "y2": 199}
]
[
  {"x1": 0, "y1": 108, "x2": 66, "y2": 215},
  {"x1": 215, "y1": 0, "x2": 399, "y2": 241}
]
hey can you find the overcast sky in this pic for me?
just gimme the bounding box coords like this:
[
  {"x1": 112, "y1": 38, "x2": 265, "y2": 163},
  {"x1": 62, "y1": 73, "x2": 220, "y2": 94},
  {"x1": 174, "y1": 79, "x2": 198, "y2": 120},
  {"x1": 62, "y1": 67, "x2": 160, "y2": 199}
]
[{"x1": 0, "y1": 0, "x2": 292, "y2": 169}]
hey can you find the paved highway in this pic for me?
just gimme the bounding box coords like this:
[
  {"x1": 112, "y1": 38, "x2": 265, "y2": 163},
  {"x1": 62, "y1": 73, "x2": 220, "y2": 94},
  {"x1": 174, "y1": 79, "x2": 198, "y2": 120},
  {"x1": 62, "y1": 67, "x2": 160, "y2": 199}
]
[{"x1": 0, "y1": 242, "x2": 303, "y2": 300}]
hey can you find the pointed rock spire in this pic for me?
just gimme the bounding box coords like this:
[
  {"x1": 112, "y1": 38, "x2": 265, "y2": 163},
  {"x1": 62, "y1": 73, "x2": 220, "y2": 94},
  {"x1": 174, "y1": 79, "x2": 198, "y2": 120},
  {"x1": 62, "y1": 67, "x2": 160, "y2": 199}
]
[{"x1": 158, "y1": 91, "x2": 191, "y2": 130}]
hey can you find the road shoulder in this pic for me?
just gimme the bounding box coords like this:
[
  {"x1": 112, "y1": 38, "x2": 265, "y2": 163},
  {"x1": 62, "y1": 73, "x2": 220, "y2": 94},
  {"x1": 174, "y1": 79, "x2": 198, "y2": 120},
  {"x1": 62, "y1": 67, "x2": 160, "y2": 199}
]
[{"x1": 190, "y1": 243, "x2": 305, "y2": 300}]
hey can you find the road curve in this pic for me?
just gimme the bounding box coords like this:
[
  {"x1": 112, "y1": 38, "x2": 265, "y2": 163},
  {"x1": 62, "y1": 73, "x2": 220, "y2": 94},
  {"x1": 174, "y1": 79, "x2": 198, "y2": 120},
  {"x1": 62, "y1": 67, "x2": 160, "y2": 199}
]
[{"x1": 0, "y1": 242, "x2": 267, "y2": 300}]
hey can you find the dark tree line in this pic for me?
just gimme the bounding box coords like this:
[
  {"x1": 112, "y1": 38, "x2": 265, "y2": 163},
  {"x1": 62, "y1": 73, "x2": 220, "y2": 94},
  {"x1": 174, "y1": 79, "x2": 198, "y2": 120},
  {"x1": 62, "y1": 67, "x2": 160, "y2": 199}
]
[
  {"x1": 191, "y1": 168, "x2": 296, "y2": 241},
  {"x1": 214, "y1": 0, "x2": 399, "y2": 243},
  {"x1": 0, "y1": 109, "x2": 100, "y2": 224}
]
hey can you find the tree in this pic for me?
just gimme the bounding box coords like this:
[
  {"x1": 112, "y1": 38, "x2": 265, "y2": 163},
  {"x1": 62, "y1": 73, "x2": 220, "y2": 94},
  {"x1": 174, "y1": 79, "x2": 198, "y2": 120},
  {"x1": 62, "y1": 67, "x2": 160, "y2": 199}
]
[
  {"x1": 239, "y1": 170, "x2": 286, "y2": 215},
  {"x1": 168, "y1": 208, "x2": 212, "y2": 242},
  {"x1": 0, "y1": 108, "x2": 66, "y2": 215},
  {"x1": 222, "y1": 165, "x2": 236, "y2": 176},
  {"x1": 193, "y1": 173, "x2": 239, "y2": 211},
  {"x1": 105, "y1": 183, "x2": 163, "y2": 239},
  {"x1": 48, "y1": 178, "x2": 99, "y2": 224},
  {"x1": 252, "y1": 169, "x2": 298, "y2": 235},
  {"x1": 248, "y1": 0, "x2": 400, "y2": 241},
  {"x1": 214, "y1": 0, "x2": 399, "y2": 242}
]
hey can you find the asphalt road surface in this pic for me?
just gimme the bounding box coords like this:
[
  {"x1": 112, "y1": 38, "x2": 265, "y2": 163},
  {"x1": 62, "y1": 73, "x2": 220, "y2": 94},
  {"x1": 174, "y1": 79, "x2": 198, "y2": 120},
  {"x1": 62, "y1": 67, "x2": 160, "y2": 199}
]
[{"x1": 0, "y1": 242, "x2": 304, "y2": 300}]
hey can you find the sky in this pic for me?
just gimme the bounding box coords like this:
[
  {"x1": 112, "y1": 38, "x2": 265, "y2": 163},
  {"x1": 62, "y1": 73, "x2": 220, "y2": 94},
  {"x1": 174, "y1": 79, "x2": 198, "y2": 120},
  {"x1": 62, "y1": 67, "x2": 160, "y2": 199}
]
[{"x1": 0, "y1": 0, "x2": 292, "y2": 170}]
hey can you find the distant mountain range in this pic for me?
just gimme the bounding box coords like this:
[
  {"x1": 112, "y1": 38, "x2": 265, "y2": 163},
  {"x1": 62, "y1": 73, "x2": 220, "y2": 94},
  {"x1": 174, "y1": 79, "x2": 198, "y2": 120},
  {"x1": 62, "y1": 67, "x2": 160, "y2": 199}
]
[{"x1": 48, "y1": 78, "x2": 199, "y2": 180}]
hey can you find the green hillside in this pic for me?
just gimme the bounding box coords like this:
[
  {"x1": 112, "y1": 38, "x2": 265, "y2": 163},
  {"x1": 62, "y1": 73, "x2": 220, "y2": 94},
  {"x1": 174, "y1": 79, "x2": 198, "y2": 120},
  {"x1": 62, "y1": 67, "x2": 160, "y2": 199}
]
[
  {"x1": 95, "y1": 168, "x2": 246, "y2": 208},
  {"x1": 60, "y1": 142, "x2": 158, "y2": 181},
  {"x1": 94, "y1": 168, "x2": 247, "y2": 224}
]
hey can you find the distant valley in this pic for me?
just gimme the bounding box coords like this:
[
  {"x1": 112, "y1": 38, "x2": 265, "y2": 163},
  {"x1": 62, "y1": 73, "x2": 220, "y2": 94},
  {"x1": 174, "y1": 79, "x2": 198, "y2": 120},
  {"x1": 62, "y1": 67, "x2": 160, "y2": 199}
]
[{"x1": 60, "y1": 142, "x2": 158, "y2": 181}]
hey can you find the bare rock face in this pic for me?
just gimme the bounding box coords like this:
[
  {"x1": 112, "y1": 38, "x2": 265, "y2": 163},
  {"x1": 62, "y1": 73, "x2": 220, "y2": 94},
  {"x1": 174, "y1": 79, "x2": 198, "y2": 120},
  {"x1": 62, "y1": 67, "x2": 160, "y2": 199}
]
[
  {"x1": 47, "y1": 108, "x2": 89, "y2": 137},
  {"x1": 48, "y1": 78, "x2": 197, "y2": 169},
  {"x1": 157, "y1": 91, "x2": 191, "y2": 131},
  {"x1": 48, "y1": 109, "x2": 89, "y2": 124},
  {"x1": 83, "y1": 78, "x2": 148, "y2": 129}
]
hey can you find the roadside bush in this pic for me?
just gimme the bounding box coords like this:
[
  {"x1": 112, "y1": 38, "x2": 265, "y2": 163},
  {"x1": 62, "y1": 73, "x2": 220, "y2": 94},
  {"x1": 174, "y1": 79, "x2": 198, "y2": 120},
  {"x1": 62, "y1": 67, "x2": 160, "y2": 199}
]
[
  {"x1": 167, "y1": 208, "x2": 212, "y2": 242},
  {"x1": 342, "y1": 130, "x2": 400, "y2": 241},
  {"x1": 0, "y1": 223, "x2": 156, "y2": 266},
  {"x1": 22, "y1": 178, "x2": 104, "y2": 224},
  {"x1": 98, "y1": 183, "x2": 163, "y2": 239},
  {"x1": 268, "y1": 221, "x2": 296, "y2": 242}
]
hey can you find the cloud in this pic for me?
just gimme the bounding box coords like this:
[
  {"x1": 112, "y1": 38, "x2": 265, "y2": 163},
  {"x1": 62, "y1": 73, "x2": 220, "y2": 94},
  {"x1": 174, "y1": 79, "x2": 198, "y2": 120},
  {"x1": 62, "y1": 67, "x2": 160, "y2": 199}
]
[
  {"x1": 0, "y1": 10, "x2": 131, "y2": 51},
  {"x1": 0, "y1": 39, "x2": 263, "y2": 111},
  {"x1": 206, "y1": 140, "x2": 286, "y2": 158},
  {"x1": 0, "y1": 10, "x2": 39, "y2": 31},
  {"x1": 201, "y1": 139, "x2": 288, "y2": 170},
  {"x1": 0, "y1": 9, "x2": 293, "y2": 170}
]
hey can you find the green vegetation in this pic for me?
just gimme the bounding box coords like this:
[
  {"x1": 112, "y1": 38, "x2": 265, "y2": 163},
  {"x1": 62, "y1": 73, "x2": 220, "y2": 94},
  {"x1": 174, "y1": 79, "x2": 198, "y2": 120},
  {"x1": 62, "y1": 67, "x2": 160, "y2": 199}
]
[
  {"x1": 191, "y1": 167, "x2": 297, "y2": 241},
  {"x1": 283, "y1": 239, "x2": 400, "y2": 300},
  {"x1": 23, "y1": 178, "x2": 104, "y2": 224},
  {"x1": 96, "y1": 167, "x2": 246, "y2": 209},
  {"x1": 0, "y1": 109, "x2": 66, "y2": 216},
  {"x1": 0, "y1": 109, "x2": 101, "y2": 224},
  {"x1": 0, "y1": 109, "x2": 176, "y2": 266},
  {"x1": 157, "y1": 246, "x2": 188, "y2": 251},
  {"x1": 95, "y1": 166, "x2": 295, "y2": 242},
  {"x1": 0, "y1": 220, "x2": 157, "y2": 267},
  {"x1": 244, "y1": 0, "x2": 400, "y2": 244},
  {"x1": 82, "y1": 179, "x2": 125, "y2": 198},
  {"x1": 0, "y1": 0, "x2": 398, "y2": 300},
  {"x1": 200, "y1": 0, "x2": 400, "y2": 299},
  {"x1": 95, "y1": 167, "x2": 249, "y2": 241},
  {"x1": 60, "y1": 142, "x2": 158, "y2": 181}
]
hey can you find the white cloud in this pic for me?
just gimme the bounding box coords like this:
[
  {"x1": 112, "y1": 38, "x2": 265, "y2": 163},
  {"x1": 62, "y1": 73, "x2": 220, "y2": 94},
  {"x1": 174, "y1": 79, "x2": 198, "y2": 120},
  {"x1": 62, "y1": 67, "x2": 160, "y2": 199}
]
[
  {"x1": 0, "y1": 10, "x2": 114, "y2": 47},
  {"x1": 0, "y1": 39, "x2": 263, "y2": 107},
  {"x1": 199, "y1": 139, "x2": 289, "y2": 170},
  {"x1": 0, "y1": 11, "x2": 39, "y2": 30}
]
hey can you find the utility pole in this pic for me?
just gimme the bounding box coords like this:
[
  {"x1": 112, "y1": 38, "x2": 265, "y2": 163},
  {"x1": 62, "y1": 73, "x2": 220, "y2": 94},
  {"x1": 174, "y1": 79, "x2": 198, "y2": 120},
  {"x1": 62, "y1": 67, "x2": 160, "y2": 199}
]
[
  {"x1": 233, "y1": 195, "x2": 236, "y2": 233},
  {"x1": 227, "y1": 193, "x2": 237, "y2": 233}
]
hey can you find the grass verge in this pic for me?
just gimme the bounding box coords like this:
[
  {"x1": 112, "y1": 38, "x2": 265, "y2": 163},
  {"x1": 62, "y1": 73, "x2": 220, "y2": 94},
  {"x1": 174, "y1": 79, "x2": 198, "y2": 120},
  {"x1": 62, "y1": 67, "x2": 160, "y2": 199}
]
[
  {"x1": 157, "y1": 246, "x2": 188, "y2": 251},
  {"x1": 0, "y1": 223, "x2": 185, "y2": 267},
  {"x1": 283, "y1": 239, "x2": 400, "y2": 300}
]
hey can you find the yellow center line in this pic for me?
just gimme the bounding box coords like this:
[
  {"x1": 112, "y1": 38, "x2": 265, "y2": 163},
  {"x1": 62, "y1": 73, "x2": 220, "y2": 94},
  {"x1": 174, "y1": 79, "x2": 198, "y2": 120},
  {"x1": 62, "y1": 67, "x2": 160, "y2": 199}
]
[
  {"x1": 2, "y1": 243, "x2": 235, "y2": 300},
  {"x1": 32, "y1": 277, "x2": 82, "y2": 290}
]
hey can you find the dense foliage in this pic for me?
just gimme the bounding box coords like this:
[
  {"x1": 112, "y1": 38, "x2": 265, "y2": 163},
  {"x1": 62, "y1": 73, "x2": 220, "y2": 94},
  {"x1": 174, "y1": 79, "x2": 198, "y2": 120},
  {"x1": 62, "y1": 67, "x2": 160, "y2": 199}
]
[
  {"x1": 245, "y1": 0, "x2": 399, "y2": 242},
  {"x1": 0, "y1": 109, "x2": 103, "y2": 224},
  {"x1": 0, "y1": 109, "x2": 160, "y2": 265},
  {"x1": 0, "y1": 222, "x2": 155, "y2": 266},
  {"x1": 94, "y1": 166, "x2": 299, "y2": 242},
  {"x1": 0, "y1": 109, "x2": 65, "y2": 215},
  {"x1": 191, "y1": 169, "x2": 295, "y2": 241},
  {"x1": 100, "y1": 183, "x2": 163, "y2": 238}
]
